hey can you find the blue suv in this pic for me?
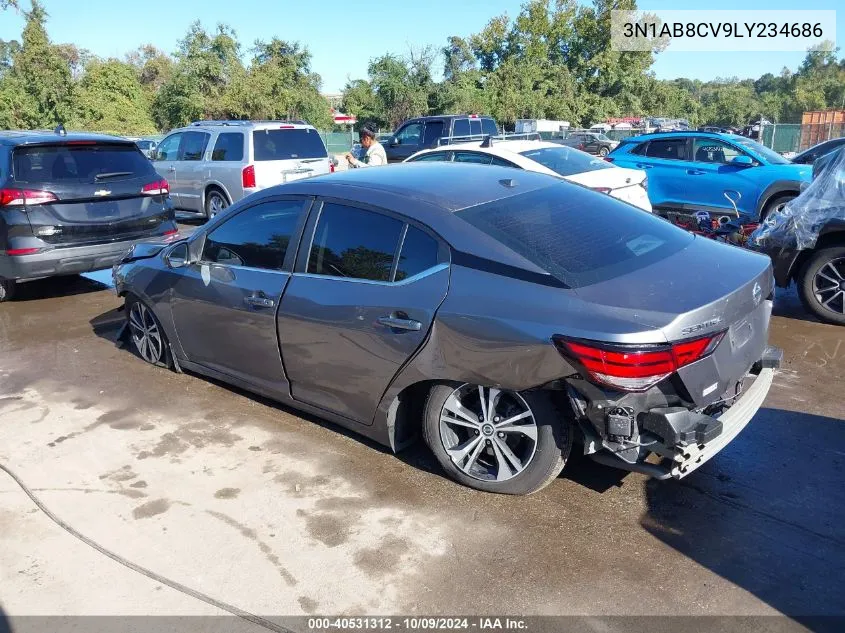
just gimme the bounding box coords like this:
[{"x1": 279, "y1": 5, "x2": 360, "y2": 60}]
[{"x1": 608, "y1": 131, "x2": 812, "y2": 220}]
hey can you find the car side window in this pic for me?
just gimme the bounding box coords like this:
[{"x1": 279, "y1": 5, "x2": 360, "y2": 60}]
[
  {"x1": 422, "y1": 121, "x2": 444, "y2": 147},
  {"x1": 395, "y1": 123, "x2": 423, "y2": 146},
  {"x1": 645, "y1": 138, "x2": 689, "y2": 161},
  {"x1": 452, "y1": 118, "x2": 470, "y2": 138},
  {"x1": 453, "y1": 151, "x2": 492, "y2": 165},
  {"x1": 202, "y1": 200, "x2": 305, "y2": 270},
  {"x1": 395, "y1": 226, "x2": 440, "y2": 281},
  {"x1": 211, "y1": 133, "x2": 245, "y2": 161},
  {"x1": 308, "y1": 203, "x2": 404, "y2": 282},
  {"x1": 155, "y1": 134, "x2": 181, "y2": 161},
  {"x1": 692, "y1": 138, "x2": 744, "y2": 164},
  {"x1": 410, "y1": 152, "x2": 450, "y2": 162},
  {"x1": 490, "y1": 156, "x2": 517, "y2": 167},
  {"x1": 180, "y1": 132, "x2": 210, "y2": 161},
  {"x1": 630, "y1": 142, "x2": 648, "y2": 156}
]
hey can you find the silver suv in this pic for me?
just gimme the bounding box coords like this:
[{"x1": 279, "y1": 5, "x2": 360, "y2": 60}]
[{"x1": 153, "y1": 120, "x2": 332, "y2": 218}]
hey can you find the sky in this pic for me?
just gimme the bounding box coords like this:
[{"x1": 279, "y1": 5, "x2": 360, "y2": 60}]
[{"x1": 0, "y1": 0, "x2": 842, "y2": 94}]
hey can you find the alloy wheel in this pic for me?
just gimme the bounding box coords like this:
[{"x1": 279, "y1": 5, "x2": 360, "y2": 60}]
[
  {"x1": 208, "y1": 193, "x2": 227, "y2": 218},
  {"x1": 128, "y1": 302, "x2": 164, "y2": 364},
  {"x1": 439, "y1": 384, "x2": 538, "y2": 482},
  {"x1": 813, "y1": 257, "x2": 845, "y2": 315}
]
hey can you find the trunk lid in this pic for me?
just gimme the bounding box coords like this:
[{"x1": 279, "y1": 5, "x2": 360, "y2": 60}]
[
  {"x1": 572, "y1": 237, "x2": 774, "y2": 404},
  {"x1": 12, "y1": 141, "x2": 171, "y2": 246}
]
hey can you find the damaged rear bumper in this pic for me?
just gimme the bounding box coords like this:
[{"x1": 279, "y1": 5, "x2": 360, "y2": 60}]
[{"x1": 590, "y1": 346, "x2": 781, "y2": 480}]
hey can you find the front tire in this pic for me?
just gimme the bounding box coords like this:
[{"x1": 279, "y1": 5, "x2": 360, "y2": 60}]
[
  {"x1": 761, "y1": 194, "x2": 796, "y2": 221},
  {"x1": 0, "y1": 278, "x2": 15, "y2": 303},
  {"x1": 798, "y1": 246, "x2": 845, "y2": 326},
  {"x1": 422, "y1": 383, "x2": 572, "y2": 495},
  {"x1": 125, "y1": 295, "x2": 173, "y2": 368},
  {"x1": 599, "y1": 146, "x2": 609, "y2": 157},
  {"x1": 205, "y1": 189, "x2": 228, "y2": 219}
]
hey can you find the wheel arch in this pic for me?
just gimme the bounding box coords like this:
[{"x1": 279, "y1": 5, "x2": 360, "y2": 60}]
[
  {"x1": 202, "y1": 182, "x2": 233, "y2": 208},
  {"x1": 756, "y1": 180, "x2": 802, "y2": 220},
  {"x1": 791, "y1": 228, "x2": 845, "y2": 283}
]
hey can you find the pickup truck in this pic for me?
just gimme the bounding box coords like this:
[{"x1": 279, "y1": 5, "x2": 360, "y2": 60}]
[{"x1": 382, "y1": 115, "x2": 499, "y2": 162}]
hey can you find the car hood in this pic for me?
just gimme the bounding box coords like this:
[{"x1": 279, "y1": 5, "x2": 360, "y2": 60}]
[
  {"x1": 119, "y1": 234, "x2": 183, "y2": 263},
  {"x1": 765, "y1": 162, "x2": 813, "y2": 181}
]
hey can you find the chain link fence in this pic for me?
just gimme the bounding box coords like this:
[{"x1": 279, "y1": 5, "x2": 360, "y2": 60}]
[{"x1": 761, "y1": 122, "x2": 845, "y2": 154}]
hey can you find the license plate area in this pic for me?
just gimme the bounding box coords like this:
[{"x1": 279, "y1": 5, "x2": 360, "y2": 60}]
[{"x1": 730, "y1": 317, "x2": 753, "y2": 350}]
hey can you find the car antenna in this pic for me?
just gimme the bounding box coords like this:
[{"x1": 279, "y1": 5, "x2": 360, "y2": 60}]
[{"x1": 54, "y1": 123, "x2": 66, "y2": 136}]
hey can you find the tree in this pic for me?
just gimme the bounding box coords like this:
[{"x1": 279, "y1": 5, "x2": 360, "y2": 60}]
[
  {"x1": 69, "y1": 59, "x2": 157, "y2": 134},
  {"x1": 1, "y1": 0, "x2": 73, "y2": 128}
]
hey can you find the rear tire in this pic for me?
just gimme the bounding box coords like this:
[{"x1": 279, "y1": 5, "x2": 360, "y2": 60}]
[
  {"x1": 204, "y1": 188, "x2": 229, "y2": 219},
  {"x1": 125, "y1": 294, "x2": 173, "y2": 368},
  {"x1": 761, "y1": 194, "x2": 796, "y2": 221},
  {"x1": 798, "y1": 246, "x2": 845, "y2": 326},
  {"x1": 422, "y1": 383, "x2": 571, "y2": 495},
  {"x1": 0, "y1": 278, "x2": 15, "y2": 302}
]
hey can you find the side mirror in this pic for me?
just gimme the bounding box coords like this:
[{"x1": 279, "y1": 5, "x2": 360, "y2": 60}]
[
  {"x1": 731, "y1": 155, "x2": 754, "y2": 167},
  {"x1": 391, "y1": 138, "x2": 400, "y2": 146},
  {"x1": 165, "y1": 242, "x2": 189, "y2": 268}
]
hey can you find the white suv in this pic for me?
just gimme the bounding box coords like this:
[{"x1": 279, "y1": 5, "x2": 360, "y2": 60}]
[{"x1": 153, "y1": 120, "x2": 332, "y2": 218}]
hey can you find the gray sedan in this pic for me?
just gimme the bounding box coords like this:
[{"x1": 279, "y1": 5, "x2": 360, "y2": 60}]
[{"x1": 113, "y1": 163, "x2": 780, "y2": 494}]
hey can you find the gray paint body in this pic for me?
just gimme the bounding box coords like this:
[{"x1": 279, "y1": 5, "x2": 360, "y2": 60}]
[{"x1": 114, "y1": 163, "x2": 775, "y2": 458}]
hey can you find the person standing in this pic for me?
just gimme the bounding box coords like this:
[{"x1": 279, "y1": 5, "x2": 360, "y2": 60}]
[{"x1": 345, "y1": 124, "x2": 387, "y2": 168}]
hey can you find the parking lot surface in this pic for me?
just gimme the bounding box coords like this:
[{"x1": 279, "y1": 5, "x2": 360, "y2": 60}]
[{"x1": 1, "y1": 225, "x2": 844, "y2": 623}]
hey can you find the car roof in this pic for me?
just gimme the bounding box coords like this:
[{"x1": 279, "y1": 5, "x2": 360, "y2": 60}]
[
  {"x1": 282, "y1": 162, "x2": 559, "y2": 212},
  {"x1": 623, "y1": 131, "x2": 748, "y2": 143},
  {"x1": 416, "y1": 139, "x2": 562, "y2": 158},
  {"x1": 0, "y1": 130, "x2": 133, "y2": 146},
  {"x1": 170, "y1": 120, "x2": 316, "y2": 133}
]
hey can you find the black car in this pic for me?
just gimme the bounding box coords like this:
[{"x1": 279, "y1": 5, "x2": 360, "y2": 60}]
[
  {"x1": 791, "y1": 137, "x2": 845, "y2": 166},
  {"x1": 552, "y1": 131, "x2": 617, "y2": 156},
  {"x1": 383, "y1": 115, "x2": 499, "y2": 162},
  {"x1": 751, "y1": 148, "x2": 845, "y2": 325},
  {"x1": 0, "y1": 130, "x2": 177, "y2": 301}
]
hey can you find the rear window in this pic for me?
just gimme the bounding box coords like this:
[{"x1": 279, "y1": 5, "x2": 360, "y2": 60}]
[
  {"x1": 454, "y1": 183, "x2": 693, "y2": 288},
  {"x1": 481, "y1": 118, "x2": 498, "y2": 136},
  {"x1": 12, "y1": 143, "x2": 154, "y2": 183},
  {"x1": 519, "y1": 146, "x2": 612, "y2": 177},
  {"x1": 252, "y1": 129, "x2": 327, "y2": 161}
]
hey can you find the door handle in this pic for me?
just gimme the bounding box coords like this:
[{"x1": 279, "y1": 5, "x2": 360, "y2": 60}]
[
  {"x1": 686, "y1": 169, "x2": 706, "y2": 175},
  {"x1": 168, "y1": 166, "x2": 176, "y2": 172},
  {"x1": 244, "y1": 295, "x2": 275, "y2": 308},
  {"x1": 377, "y1": 316, "x2": 422, "y2": 331}
]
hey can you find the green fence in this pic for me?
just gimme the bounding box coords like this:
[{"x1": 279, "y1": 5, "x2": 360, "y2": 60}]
[
  {"x1": 320, "y1": 130, "x2": 356, "y2": 155},
  {"x1": 761, "y1": 123, "x2": 845, "y2": 154}
]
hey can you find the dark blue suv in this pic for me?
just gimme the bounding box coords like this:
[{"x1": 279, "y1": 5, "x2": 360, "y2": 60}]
[{"x1": 608, "y1": 131, "x2": 812, "y2": 221}]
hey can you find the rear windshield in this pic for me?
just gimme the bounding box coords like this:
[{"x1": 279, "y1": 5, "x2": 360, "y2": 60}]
[
  {"x1": 252, "y1": 129, "x2": 327, "y2": 161},
  {"x1": 13, "y1": 143, "x2": 154, "y2": 183},
  {"x1": 519, "y1": 146, "x2": 613, "y2": 177},
  {"x1": 455, "y1": 182, "x2": 693, "y2": 287}
]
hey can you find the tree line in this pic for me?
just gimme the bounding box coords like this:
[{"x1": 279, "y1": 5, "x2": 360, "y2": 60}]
[{"x1": 1, "y1": 0, "x2": 844, "y2": 137}]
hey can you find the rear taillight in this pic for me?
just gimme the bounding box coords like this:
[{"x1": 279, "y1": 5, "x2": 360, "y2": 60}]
[
  {"x1": 553, "y1": 333, "x2": 725, "y2": 392},
  {"x1": 604, "y1": 157, "x2": 615, "y2": 163},
  {"x1": 242, "y1": 165, "x2": 256, "y2": 189},
  {"x1": 329, "y1": 160, "x2": 335, "y2": 173},
  {"x1": 141, "y1": 179, "x2": 169, "y2": 196},
  {"x1": 0, "y1": 188, "x2": 57, "y2": 207},
  {"x1": 163, "y1": 228, "x2": 179, "y2": 236},
  {"x1": 577, "y1": 143, "x2": 585, "y2": 150},
  {"x1": 591, "y1": 187, "x2": 612, "y2": 195},
  {"x1": 641, "y1": 175, "x2": 648, "y2": 190},
  {"x1": 5, "y1": 247, "x2": 42, "y2": 256}
]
